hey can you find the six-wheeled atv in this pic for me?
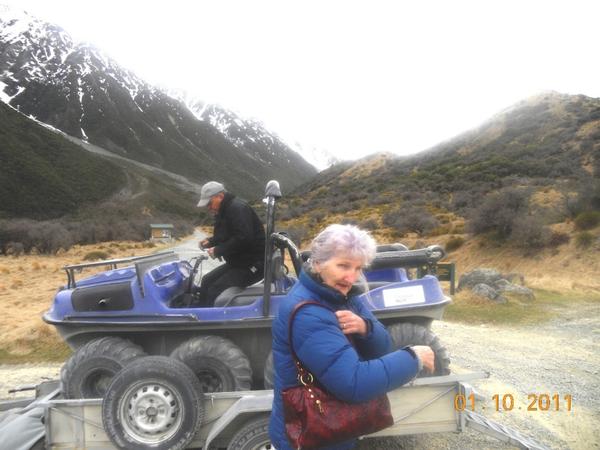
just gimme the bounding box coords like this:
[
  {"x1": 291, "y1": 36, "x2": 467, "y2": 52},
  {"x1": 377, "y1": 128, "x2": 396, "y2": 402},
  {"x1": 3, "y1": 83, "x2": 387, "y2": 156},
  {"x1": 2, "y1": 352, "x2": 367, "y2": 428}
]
[{"x1": 43, "y1": 181, "x2": 451, "y2": 399}]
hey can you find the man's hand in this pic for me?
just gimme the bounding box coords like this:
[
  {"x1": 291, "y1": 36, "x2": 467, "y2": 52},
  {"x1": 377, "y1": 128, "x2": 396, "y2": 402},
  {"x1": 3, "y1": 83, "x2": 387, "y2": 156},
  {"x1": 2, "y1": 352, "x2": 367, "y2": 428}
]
[
  {"x1": 335, "y1": 310, "x2": 368, "y2": 336},
  {"x1": 207, "y1": 247, "x2": 216, "y2": 258},
  {"x1": 199, "y1": 239, "x2": 210, "y2": 249},
  {"x1": 411, "y1": 345, "x2": 435, "y2": 374}
]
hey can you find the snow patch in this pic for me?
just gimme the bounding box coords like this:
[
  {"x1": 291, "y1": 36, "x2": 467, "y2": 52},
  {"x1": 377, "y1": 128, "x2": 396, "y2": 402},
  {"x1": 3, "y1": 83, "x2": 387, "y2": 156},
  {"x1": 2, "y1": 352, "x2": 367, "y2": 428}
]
[
  {"x1": 0, "y1": 80, "x2": 11, "y2": 103},
  {"x1": 0, "y1": 80, "x2": 25, "y2": 103}
]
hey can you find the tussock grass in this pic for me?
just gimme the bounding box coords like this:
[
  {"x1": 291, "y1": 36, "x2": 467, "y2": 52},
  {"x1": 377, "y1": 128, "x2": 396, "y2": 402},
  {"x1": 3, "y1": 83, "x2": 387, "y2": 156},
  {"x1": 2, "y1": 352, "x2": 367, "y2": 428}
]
[
  {"x1": 0, "y1": 238, "x2": 173, "y2": 363},
  {"x1": 0, "y1": 323, "x2": 72, "y2": 363},
  {"x1": 444, "y1": 288, "x2": 600, "y2": 326}
]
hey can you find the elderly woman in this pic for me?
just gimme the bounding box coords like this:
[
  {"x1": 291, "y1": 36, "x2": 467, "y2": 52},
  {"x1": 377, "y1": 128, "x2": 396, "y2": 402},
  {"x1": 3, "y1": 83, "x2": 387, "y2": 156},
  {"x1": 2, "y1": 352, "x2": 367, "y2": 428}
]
[{"x1": 269, "y1": 224, "x2": 434, "y2": 449}]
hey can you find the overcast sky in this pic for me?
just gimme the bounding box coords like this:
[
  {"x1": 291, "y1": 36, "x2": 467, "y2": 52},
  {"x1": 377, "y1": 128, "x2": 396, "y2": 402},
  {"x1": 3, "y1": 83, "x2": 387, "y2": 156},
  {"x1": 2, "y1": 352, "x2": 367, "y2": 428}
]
[{"x1": 3, "y1": 0, "x2": 600, "y2": 163}]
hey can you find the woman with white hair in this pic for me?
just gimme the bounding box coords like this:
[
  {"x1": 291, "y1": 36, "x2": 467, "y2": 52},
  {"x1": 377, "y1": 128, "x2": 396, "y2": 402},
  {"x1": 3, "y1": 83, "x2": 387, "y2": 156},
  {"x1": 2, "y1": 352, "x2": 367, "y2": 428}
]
[{"x1": 269, "y1": 224, "x2": 434, "y2": 449}]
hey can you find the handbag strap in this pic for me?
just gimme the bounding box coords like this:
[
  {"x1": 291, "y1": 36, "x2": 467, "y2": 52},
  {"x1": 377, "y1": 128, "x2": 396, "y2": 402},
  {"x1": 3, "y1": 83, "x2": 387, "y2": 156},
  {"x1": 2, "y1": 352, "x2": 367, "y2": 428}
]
[{"x1": 288, "y1": 301, "x2": 354, "y2": 379}]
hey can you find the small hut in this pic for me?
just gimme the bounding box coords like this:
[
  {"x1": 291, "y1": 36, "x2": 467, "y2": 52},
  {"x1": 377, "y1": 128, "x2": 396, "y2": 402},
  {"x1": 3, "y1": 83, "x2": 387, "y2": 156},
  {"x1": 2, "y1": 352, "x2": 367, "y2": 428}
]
[{"x1": 150, "y1": 224, "x2": 174, "y2": 242}]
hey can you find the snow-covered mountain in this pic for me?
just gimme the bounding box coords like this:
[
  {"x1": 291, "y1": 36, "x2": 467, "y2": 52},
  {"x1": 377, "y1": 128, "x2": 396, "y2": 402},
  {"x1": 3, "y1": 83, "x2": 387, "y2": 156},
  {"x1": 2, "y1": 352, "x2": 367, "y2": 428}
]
[
  {"x1": 0, "y1": 5, "x2": 317, "y2": 197},
  {"x1": 164, "y1": 87, "x2": 338, "y2": 171}
]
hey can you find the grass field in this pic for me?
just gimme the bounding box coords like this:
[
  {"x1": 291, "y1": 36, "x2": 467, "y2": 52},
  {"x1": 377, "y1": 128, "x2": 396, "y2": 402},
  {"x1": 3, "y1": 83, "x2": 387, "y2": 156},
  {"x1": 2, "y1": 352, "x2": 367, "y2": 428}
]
[
  {"x1": 0, "y1": 229, "x2": 598, "y2": 363},
  {"x1": 0, "y1": 239, "x2": 172, "y2": 363}
]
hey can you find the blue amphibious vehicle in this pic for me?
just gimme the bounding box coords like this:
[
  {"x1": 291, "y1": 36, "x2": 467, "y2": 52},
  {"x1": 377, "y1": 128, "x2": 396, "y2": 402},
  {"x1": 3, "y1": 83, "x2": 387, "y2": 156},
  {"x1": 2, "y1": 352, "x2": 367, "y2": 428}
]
[{"x1": 44, "y1": 181, "x2": 451, "y2": 398}]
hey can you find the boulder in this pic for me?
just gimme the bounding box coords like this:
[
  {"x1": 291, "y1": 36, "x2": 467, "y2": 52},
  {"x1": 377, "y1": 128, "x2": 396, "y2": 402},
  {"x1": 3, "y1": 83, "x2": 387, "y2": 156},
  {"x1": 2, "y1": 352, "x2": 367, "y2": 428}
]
[
  {"x1": 471, "y1": 283, "x2": 507, "y2": 304},
  {"x1": 493, "y1": 279, "x2": 512, "y2": 289},
  {"x1": 458, "y1": 268, "x2": 503, "y2": 291},
  {"x1": 504, "y1": 272, "x2": 525, "y2": 285},
  {"x1": 496, "y1": 283, "x2": 535, "y2": 301}
]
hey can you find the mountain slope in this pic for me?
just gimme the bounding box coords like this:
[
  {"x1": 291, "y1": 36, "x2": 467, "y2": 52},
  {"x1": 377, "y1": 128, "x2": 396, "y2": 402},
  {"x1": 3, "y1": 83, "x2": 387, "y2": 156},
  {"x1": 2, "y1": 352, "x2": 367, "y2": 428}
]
[
  {"x1": 281, "y1": 92, "x2": 600, "y2": 240},
  {"x1": 0, "y1": 100, "x2": 207, "y2": 224},
  {"x1": 0, "y1": 6, "x2": 317, "y2": 199},
  {"x1": 0, "y1": 101, "x2": 125, "y2": 219}
]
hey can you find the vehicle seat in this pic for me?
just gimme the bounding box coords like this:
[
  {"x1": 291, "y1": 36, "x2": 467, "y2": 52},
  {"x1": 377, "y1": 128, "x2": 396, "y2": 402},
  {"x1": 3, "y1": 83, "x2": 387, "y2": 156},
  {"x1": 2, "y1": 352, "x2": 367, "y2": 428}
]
[
  {"x1": 213, "y1": 252, "x2": 290, "y2": 307},
  {"x1": 213, "y1": 285, "x2": 265, "y2": 307},
  {"x1": 135, "y1": 252, "x2": 179, "y2": 297}
]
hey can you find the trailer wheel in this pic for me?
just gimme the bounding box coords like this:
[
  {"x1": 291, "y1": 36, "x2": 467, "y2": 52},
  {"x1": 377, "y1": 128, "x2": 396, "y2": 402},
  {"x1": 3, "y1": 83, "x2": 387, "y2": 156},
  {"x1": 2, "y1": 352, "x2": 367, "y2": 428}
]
[
  {"x1": 227, "y1": 415, "x2": 272, "y2": 450},
  {"x1": 387, "y1": 323, "x2": 450, "y2": 377},
  {"x1": 263, "y1": 352, "x2": 274, "y2": 389},
  {"x1": 61, "y1": 336, "x2": 146, "y2": 399},
  {"x1": 102, "y1": 356, "x2": 203, "y2": 450},
  {"x1": 171, "y1": 336, "x2": 252, "y2": 392}
]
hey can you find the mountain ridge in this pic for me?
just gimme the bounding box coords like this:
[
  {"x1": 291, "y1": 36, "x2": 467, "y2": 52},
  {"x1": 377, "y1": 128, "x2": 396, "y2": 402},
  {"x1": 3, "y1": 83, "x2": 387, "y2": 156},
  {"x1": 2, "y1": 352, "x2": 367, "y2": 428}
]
[
  {"x1": 0, "y1": 5, "x2": 317, "y2": 201},
  {"x1": 280, "y1": 92, "x2": 599, "y2": 247}
]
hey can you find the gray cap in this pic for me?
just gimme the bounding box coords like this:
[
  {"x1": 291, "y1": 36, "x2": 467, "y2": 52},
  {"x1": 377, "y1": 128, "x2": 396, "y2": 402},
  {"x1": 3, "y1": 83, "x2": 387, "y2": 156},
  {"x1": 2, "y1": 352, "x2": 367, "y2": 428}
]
[{"x1": 197, "y1": 181, "x2": 225, "y2": 207}]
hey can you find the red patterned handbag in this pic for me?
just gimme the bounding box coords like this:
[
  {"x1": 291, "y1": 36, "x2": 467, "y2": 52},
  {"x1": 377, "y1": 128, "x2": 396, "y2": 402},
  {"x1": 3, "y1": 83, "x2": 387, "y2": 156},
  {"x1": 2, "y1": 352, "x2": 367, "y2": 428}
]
[{"x1": 282, "y1": 301, "x2": 394, "y2": 449}]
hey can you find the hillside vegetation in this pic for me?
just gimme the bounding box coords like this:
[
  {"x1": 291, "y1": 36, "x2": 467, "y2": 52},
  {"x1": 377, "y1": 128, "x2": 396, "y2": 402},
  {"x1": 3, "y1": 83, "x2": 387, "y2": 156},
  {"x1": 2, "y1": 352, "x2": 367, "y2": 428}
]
[
  {"x1": 276, "y1": 93, "x2": 600, "y2": 262},
  {"x1": 0, "y1": 10, "x2": 317, "y2": 199},
  {"x1": 0, "y1": 104, "x2": 201, "y2": 253},
  {"x1": 0, "y1": 102, "x2": 125, "y2": 219}
]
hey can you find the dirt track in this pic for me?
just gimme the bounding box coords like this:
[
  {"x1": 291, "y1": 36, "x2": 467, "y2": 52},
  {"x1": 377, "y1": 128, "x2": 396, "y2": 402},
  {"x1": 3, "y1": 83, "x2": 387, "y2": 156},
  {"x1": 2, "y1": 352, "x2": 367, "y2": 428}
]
[
  {"x1": 359, "y1": 299, "x2": 600, "y2": 449},
  {"x1": 2, "y1": 301, "x2": 599, "y2": 449}
]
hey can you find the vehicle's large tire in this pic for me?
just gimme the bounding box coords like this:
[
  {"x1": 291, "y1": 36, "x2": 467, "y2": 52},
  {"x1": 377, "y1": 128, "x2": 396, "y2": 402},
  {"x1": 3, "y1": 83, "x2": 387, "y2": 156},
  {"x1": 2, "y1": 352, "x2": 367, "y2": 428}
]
[
  {"x1": 387, "y1": 322, "x2": 451, "y2": 377},
  {"x1": 227, "y1": 415, "x2": 272, "y2": 450},
  {"x1": 102, "y1": 356, "x2": 203, "y2": 450},
  {"x1": 61, "y1": 336, "x2": 146, "y2": 399},
  {"x1": 263, "y1": 352, "x2": 274, "y2": 389},
  {"x1": 170, "y1": 336, "x2": 252, "y2": 393}
]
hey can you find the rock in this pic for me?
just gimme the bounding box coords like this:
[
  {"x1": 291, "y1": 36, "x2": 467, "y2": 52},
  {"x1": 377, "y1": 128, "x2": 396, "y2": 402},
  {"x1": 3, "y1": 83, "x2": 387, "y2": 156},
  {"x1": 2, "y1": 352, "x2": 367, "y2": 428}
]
[
  {"x1": 471, "y1": 283, "x2": 507, "y2": 304},
  {"x1": 493, "y1": 279, "x2": 512, "y2": 289},
  {"x1": 496, "y1": 283, "x2": 535, "y2": 301},
  {"x1": 504, "y1": 272, "x2": 525, "y2": 285},
  {"x1": 458, "y1": 268, "x2": 503, "y2": 291}
]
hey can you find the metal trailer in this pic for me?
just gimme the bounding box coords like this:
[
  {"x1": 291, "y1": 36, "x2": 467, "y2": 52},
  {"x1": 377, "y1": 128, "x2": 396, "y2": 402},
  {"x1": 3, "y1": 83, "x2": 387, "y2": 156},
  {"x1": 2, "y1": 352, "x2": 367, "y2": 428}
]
[{"x1": 3, "y1": 372, "x2": 549, "y2": 450}]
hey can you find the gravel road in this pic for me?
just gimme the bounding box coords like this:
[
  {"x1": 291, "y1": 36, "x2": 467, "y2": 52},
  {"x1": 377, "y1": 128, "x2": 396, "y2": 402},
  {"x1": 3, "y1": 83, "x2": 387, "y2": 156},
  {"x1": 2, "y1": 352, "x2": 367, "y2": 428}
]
[
  {"x1": 2, "y1": 300, "x2": 598, "y2": 449},
  {"x1": 358, "y1": 299, "x2": 600, "y2": 450}
]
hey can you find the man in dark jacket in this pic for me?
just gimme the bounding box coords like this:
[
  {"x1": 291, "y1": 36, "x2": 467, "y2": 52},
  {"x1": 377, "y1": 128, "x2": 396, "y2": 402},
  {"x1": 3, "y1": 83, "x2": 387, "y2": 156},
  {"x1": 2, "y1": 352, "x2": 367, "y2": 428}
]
[{"x1": 196, "y1": 181, "x2": 265, "y2": 306}]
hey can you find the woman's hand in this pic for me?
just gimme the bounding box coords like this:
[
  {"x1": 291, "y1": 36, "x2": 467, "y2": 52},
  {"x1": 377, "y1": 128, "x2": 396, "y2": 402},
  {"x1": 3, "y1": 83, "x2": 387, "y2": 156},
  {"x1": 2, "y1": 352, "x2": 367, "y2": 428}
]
[
  {"x1": 411, "y1": 345, "x2": 435, "y2": 374},
  {"x1": 335, "y1": 310, "x2": 368, "y2": 336}
]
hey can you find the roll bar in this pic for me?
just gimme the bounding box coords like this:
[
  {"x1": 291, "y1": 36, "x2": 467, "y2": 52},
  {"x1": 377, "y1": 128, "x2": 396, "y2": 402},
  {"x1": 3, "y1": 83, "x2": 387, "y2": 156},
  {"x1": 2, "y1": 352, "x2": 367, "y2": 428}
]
[
  {"x1": 262, "y1": 180, "x2": 281, "y2": 316},
  {"x1": 63, "y1": 251, "x2": 176, "y2": 289}
]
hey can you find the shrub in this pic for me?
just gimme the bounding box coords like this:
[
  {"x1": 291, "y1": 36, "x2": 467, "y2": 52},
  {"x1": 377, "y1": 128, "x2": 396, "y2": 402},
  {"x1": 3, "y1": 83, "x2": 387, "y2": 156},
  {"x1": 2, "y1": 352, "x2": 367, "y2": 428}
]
[
  {"x1": 83, "y1": 251, "x2": 110, "y2": 261},
  {"x1": 548, "y1": 231, "x2": 570, "y2": 247},
  {"x1": 310, "y1": 211, "x2": 326, "y2": 224},
  {"x1": 359, "y1": 219, "x2": 378, "y2": 231},
  {"x1": 575, "y1": 232, "x2": 594, "y2": 249},
  {"x1": 468, "y1": 188, "x2": 531, "y2": 240},
  {"x1": 285, "y1": 225, "x2": 310, "y2": 246},
  {"x1": 574, "y1": 211, "x2": 600, "y2": 230},
  {"x1": 340, "y1": 218, "x2": 359, "y2": 226},
  {"x1": 510, "y1": 216, "x2": 550, "y2": 250},
  {"x1": 451, "y1": 223, "x2": 466, "y2": 234},
  {"x1": 445, "y1": 236, "x2": 465, "y2": 252},
  {"x1": 5, "y1": 242, "x2": 24, "y2": 256},
  {"x1": 384, "y1": 208, "x2": 439, "y2": 236},
  {"x1": 429, "y1": 224, "x2": 452, "y2": 236}
]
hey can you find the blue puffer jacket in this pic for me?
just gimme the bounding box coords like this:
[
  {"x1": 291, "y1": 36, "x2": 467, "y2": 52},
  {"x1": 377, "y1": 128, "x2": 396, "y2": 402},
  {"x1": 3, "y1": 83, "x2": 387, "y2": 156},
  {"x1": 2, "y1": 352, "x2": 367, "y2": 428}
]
[{"x1": 269, "y1": 269, "x2": 421, "y2": 450}]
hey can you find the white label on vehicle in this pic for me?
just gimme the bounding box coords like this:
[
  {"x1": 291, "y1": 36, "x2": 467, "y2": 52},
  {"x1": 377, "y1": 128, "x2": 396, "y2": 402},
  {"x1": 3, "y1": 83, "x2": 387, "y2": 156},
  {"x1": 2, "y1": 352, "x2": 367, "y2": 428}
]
[{"x1": 383, "y1": 285, "x2": 426, "y2": 307}]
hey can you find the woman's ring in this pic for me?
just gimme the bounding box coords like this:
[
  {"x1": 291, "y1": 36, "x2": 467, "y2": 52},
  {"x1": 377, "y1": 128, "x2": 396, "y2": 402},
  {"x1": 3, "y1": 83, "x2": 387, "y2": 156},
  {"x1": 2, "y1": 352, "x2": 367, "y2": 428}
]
[{"x1": 342, "y1": 323, "x2": 346, "y2": 329}]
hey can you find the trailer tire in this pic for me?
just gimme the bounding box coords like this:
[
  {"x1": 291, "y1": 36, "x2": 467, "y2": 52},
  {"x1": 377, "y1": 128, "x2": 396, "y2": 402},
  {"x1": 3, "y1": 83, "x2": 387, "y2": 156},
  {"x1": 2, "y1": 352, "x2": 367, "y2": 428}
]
[
  {"x1": 171, "y1": 335, "x2": 252, "y2": 392},
  {"x1": 387, "y1": 322, "x2": 450, "y2": 377},
  {"x1": 227, "y1": 415, "x2": 272, "y2": 450},
  {"x1": 61, "y1": 336, "x2": 146, "y2": 399},
  {"x1": 263, "y1": 352, "x2": 274, "y2": 389},
  {"x1": 102, "y1": 356, "x2": 203, "y2": 450}
]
